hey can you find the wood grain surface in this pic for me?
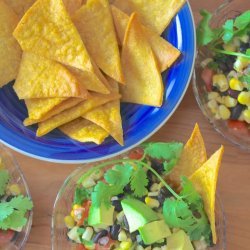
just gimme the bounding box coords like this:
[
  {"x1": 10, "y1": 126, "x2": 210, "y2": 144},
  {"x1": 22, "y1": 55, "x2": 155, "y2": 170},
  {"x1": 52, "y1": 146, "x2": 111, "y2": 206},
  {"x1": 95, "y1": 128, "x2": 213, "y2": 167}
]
[{"x1": 6, "y1": 0, "x2": 250, "y2": 249}]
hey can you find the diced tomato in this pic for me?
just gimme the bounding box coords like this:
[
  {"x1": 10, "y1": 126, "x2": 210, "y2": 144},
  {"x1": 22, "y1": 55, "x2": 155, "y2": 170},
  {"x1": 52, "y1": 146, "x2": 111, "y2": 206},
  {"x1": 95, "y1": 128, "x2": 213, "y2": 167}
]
[
  {"x1": 201, "y1": 67, "x2": 214, "y2": 92},
  {"x1": 77, "y1": 200, "x2": 91, "y2": 226},
  {"x1": 128, "y1": 147, "x2": 144, "y2": 160},
  {"x1": 95, "y1": 239, "x2": 115, "y2": 250},
  {"x1": 228, "y1": 120, "x2": 249, "y2": 135},
  {"x1": 77, "y1": 244, "x2": 87, "y2": 250},
  {"x1": 0, "y1": 230, "x2": 15, "y2": 245}
]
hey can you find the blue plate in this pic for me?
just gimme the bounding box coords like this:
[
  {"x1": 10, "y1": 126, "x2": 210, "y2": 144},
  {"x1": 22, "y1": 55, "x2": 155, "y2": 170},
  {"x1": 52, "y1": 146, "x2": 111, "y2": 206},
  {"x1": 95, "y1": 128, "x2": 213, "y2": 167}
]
[{"x1": 0, "y1": 2, "x2": 196, "y2": 163}]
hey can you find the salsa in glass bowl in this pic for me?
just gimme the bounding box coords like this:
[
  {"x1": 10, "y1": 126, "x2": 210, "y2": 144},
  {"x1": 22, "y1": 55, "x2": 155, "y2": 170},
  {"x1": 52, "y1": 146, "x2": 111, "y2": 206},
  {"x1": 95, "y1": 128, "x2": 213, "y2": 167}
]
[
  {"x1": 193, "y1": 0, "x2": 250, "y2": 150},
  {"x1": 0, "y1": 144, "x2": 33, "y2": 249},
  {"x1": 52, "y1": 126, "x2": 226, "y2": 250}
]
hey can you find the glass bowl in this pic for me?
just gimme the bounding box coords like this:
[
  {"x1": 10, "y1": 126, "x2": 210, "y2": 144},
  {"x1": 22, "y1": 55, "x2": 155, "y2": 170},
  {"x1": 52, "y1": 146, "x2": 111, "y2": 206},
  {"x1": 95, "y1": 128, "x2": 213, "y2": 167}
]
[
  {"x1": 0, "y1": 144, "x2": 33, "y2": 250},
  {"x1": 193, "y1": 0, "x2": 250, "y2": 151},
  {"x1": 51, "y1": 154, "x2": 226, "y2": 250}
]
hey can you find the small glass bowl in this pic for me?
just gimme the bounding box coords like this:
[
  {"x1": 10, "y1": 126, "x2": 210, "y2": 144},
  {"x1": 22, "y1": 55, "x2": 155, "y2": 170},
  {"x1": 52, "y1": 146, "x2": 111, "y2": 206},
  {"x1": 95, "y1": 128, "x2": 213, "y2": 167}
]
[
  {"x1": 51, "y1": 153, "x2": 226, "y2": 250},
  {"x1": 193, "y1": 0, "x2": 250, "y2": 151},
  {"x1": 0, "y1": 144, "x2": 33, "y2": 250}
]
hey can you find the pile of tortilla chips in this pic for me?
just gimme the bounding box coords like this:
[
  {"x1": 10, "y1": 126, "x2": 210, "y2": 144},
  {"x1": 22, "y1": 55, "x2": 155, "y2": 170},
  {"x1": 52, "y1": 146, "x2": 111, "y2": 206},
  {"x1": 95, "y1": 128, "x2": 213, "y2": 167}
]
[
  {"x1": 168, "y1": 124, "x2": 224, "y2": 244},
  {"x1": 0, "y1": 0, "x2": 185, "y2": 145}
]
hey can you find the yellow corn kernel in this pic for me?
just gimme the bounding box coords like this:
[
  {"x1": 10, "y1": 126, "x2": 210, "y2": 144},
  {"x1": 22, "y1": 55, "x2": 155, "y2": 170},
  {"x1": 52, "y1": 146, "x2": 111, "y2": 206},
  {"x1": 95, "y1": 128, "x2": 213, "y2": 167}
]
[
  {"x1": 120, "y1": 241, "x2": 132, "y2": 249},
  {"x1": 73, "y1": 204, "x2": 81, "y2": 210},
  {"x1": 207, "y1": 92, "x2": 219, "y2": 100},
  {"x1": 64, "y1": 215, "x2": 75, "y2": 229},
  {"x1": 145, "y1": 197, "x2": 160, "y2": 208},
  {"x1": 223, "y1": 96, "x2": 237, "y2": 107},
  {"x1": 223, "y1": 43, "x2": 236, "y2": 52},
  {"x1": 213, "y1": 74, "x2": 229, "y2": 92},
  {"x1": 229, "y1": 78, "x2": 244, "y2": 91},
  {"x1": 243, "y1": 109, "x2": 250, "y2": 123},
  {"x1": 118, "y1": 230, "x2": 127, "y2": 242},
  {"x1": 207, "y1": 99, "x2": 218, "y2": 114},
  {"x1": 70, "y1": 210, "x2": 75, "y2": 218},
  {"x1": 219, "y1": 105, "x2": 231, "y2": 120},
  {"x1": 238, "y1": 92, "x2": 250, "y2": 105},
  {"x1": 9, "y1": 184, "x2": 21, "y2": 195}
]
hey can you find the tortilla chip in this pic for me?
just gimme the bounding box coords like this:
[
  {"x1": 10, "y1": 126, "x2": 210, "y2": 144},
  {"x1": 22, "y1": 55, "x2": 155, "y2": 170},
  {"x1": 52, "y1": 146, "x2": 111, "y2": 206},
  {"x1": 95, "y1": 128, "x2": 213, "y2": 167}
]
[
  {"x1": 190, "y1": 146, "x2": 224, "y2": 244},
  {"x1": 0, "y1": 0, "x2": 21, "y2": 87},
  {"x1": 73, "y1": 0, "x2": 124, "y2": 83},
  {"x1": 113, "y1": 0, "x2": 186, "y2": 34},
  {"x1": 83, "y1": 77, "x2": 124, "y2": 145},
  {"x1": 4, "y1": 0, "x2": 35, "y2": 19},
  {"x1": 63, "y1": 0, "x2": 82, "y2": 15},
  {"x1": 169, "y1": 124, "x2": 207, "y2": 183},
  {"x1": 13, "y1": 0, "x2": 93, "y2": 72},
  {"x1": 24, "y1": 97, "x2": 84, "y2": 126},
  {"x1": 14, "y1": 52, "x2": 89, "y2": 99},
  {"x1": 37, "y1": 93, "x2": 121, "y2": 136},
  {"x1": 68, "y1": 64, "x2": 111, "y2": 94},
  {"x1": 120, "y1": 13, "x2": 163, "y2": 107},
  {"x1": 111, "y1": 6, "x2": 180, "y2": 72},
  {"x1": 5, "y1": 0, "x2": 82, "y2": 18},
  {"x1": 60, "y1": 118, "x2": 109, "y2": 145}
]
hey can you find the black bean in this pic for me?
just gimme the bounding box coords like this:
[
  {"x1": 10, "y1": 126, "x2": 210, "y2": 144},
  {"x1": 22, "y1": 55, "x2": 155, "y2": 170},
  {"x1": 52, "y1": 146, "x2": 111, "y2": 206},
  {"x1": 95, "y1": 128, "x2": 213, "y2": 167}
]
[
  {"x1": 230, "y1": 104, "x2": 245, "y2": 120},
  {"x1": 130, "y1": 231, "x2": 139, "y2": 242},
  {"x1": 123, "y1": 216, "x2": 130, "y2": 231},
  {"x1": 212, "y1": 86, "x2": 219, "y2": 92},
  {"x1": 111, "y1": 200, "x2": 122, "y2": 212},
  {"x1": 158, "y1": 187, "x2": 172, "y2": 205},
  {"x1": 6, "y1": 195, "x2": 15, "y2": 202},
  {"x1": 110, "y1": 224, "x2": 121, "y2": 240},
  {"x1": 124, "y1": 184, "x2": 132, "y2": 194},
  {"x1": 92, "y1": 230, "x2": 108, "y2": 243},
  {"x1": 228, "y1": 89, "x2": 240, "y2": 99},
  {"x1": 239, "y1": 42, "x2": 250, "y2": 53},
  {"x1": 151, "y1": 159, "x2": 164, "y2": 174}
]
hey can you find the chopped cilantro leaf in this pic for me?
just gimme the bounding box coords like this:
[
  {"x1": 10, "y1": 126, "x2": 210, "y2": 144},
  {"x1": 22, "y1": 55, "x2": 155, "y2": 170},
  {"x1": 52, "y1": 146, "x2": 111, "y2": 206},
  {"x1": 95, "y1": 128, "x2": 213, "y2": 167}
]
[
  {"x1": 222, "y1": 19, "x2": 234, "y2": 43},
  {"x1": 8, "y1": 196, "x2": 33, "y2": 212},
  {"x1": 130, "y1": 166, "x2": 148, "y2": 197},
  {"x1": 74, "y1": 187, "x2": 90, "y2": 205},
  {"x1": 0, "y1": 204, "x2": 13, "y2": 221},
  {"x1": 0, "y1": 210, "x2": 27, "y2": 230},
  {"x1": 234, "y1": 11, "x2": 250, "y2": 30},
  {"x1": 104, "y1": 164, "x2": 133, "y2": 186},
  {"x1": 144, "y1": 142, "x2": 183, "y2": 162}
]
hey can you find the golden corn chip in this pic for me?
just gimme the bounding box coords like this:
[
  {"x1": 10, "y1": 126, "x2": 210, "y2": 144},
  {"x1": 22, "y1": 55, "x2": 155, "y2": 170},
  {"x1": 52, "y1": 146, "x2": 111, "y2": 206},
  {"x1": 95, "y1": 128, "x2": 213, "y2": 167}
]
[
  {"x1": 111, "y1": 6, "x2": 180, "y2": 72},
  {"x1": 63, "y1": 0, "x2": 82, "y2": 15},
  {"x1": 113, "y1": 0, "x2": 186, "y2": 34},
  {"x1": 169, "y1": 124, "x2": 207, "y2": 183},
  {"x1": 4, "y1": 0, "x2": 35, "y2": 19},
  {"x1": 14, "y1": 52, "x2": 89, "y2": 99},
  {"x1": 37, "y1": 93, "x2": 121, "y2": 136},
  {"x1": 73, "y1": 0, "x2": 124, "y2": 83},
  {"x1": 60, "y1": 118, "x2": 109, "y2": 145},
  {"x1": 83, "y1": 77, "x2": 124, "y2": 145},
  {"x1": 190, "y1": 146, "x2": 224, "y2": 244},
  {"x1": 68, "y1": 64, "x2": 111, "y2": 94},
  {"x1": 24, "y1": 97, "x2": 84, "y2": 126},
  {"x1": 13, "y1": 0, "x2": 93, "y2": 72},
  {"x1": 0, "y1": 0, "x2": 21, "y2": 87},
  {"x1": 120, "y1": 13, "x2": 163, "y2": 107}
]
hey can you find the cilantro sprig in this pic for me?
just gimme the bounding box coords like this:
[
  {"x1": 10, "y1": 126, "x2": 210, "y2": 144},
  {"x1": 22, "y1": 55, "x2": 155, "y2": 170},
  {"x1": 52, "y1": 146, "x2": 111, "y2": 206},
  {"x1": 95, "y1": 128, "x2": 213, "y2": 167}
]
[
  {"x1": 197, "y1": 9, "x2": 250, "y2": 59},
  {"x1": 0, "y1": 169, "x2": 33, "y2": 231},
  {"x1": 76, "y1": 142, "x2": 211, "y2": 242}
]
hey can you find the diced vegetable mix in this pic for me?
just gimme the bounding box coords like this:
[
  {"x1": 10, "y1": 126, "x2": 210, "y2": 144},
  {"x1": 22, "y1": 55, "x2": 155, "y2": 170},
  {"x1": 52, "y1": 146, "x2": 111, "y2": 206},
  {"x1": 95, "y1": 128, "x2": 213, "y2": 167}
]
[
  {"x1": 197, "y1": 10, "x2": 250, "y2": 133},
  {"x1": 0, "y1": 157, "x2": 33, "y2": 245},
  {"x1": 64, "y1": 142, "x2": 214, "y2": 250}
]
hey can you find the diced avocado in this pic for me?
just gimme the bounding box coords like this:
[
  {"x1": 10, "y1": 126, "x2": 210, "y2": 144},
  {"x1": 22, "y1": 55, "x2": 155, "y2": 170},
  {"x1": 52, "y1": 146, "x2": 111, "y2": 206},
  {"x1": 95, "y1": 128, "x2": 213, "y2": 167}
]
[
  {"x1": 67, "y1": 226, "x2": 81, "y2": 243},
  {"x1": 88, "y1": 203, "x2": 114, "y2": 229},
  {"x1": 121, "y1": 198, "x2": 159, "y2": 233},
  {"x1": 166, "y1": 230, "x2": 194, "y2": 250},
  {"x1": 139, "y1": 220, "x2": 171, "y2": 244}
]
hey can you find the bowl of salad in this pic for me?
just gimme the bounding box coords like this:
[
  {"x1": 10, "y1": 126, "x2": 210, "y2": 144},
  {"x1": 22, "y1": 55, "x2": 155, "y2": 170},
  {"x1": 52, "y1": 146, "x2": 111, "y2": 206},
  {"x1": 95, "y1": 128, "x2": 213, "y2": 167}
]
[
  {"x1": 0, "y1": 144, "x2": 33, "y2": 249},
  {"x1": 193, "y1": 0, "x2": 250, "y2": 150},
  {"x1": 52, "y1": 125, "x2": 226, "y2": 250}
]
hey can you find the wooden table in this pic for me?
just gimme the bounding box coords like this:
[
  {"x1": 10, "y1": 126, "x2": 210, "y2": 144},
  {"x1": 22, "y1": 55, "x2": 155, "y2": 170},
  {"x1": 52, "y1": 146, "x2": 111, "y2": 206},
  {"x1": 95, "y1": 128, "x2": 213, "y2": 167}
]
[{"x1": 7, "y1": 0, "x2": 250, "y2": 249}]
